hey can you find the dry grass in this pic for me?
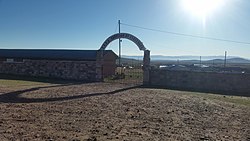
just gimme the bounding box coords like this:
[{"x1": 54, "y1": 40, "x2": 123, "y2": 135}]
[{"x1": 0, "y1": 78, "x2": 249, "y2": 141}]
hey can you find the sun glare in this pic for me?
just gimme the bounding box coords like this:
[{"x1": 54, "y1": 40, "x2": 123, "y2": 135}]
[{"x1": 181, "y1": 0, "x2": 224, "y2": 19}]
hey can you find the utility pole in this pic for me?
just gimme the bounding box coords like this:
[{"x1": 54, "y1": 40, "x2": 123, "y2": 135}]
[
  {"x1": 224, "y1": 51, "x2": 227, "y2": 68},
  {"x1": 118, "y1": 20, "x2": 121, "y2": 66},
  {"x1": 200, "y1": 56, "x2": 202, "y2": 68}
]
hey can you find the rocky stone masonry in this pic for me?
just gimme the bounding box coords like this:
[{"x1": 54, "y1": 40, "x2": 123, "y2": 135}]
[
  {"x1": 150, "y1": 69, "x2": 250, "y2": 96},
  {"x1": 0, "y1": 59, "x2": 97, "y2": 81}
]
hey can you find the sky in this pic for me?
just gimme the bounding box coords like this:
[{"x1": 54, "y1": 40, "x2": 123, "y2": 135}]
[{"x1": 0, "y1": 0, "x2": 250, "y2": 58}]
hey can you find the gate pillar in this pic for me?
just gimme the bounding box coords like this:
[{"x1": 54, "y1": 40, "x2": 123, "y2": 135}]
[
  {"x1": 96, "y1": 50, "x2": 104, "y2": 81},
  {"x1": 143, "y1": 50, "x2": 150, "y2": 85}
]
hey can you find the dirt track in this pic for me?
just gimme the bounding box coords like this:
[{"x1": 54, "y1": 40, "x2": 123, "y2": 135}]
[{"x1": 0, "y1": 82, "x2": 249, "y2": 141}]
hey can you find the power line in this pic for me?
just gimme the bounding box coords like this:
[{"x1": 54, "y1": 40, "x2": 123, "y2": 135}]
[{"x1": 121, "y1": 22, "x2": 250, "y2": 45}]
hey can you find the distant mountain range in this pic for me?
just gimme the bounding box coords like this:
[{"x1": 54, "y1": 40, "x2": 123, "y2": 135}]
[
  {"x1": 205, "y1": 58, "x2": 250, "y2": 64},
  {"x1": 122, "y1": 55, "x2": 250, "y2": 64}
]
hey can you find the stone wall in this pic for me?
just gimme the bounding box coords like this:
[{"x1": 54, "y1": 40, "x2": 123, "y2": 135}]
[
  {"x1": 149, "y1": 69, "x2": 250, "y2": 96},
  {"x1": 0, "y1": 59, "x2": 98, "y2": 82}
]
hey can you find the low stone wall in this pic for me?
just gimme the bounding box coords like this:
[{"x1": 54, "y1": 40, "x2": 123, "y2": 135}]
[
  {"x1": 0, "y1": 60, "x2": 98, "y2": 82},
  {"x1": 149, "y1": 69, "x2": 250, "y2": 96}
]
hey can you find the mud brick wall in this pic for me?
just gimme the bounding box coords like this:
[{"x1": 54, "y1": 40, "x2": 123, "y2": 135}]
[
  {"x1": 149, "y1": 69, "x2": 250, "y2": 96},
  {"x1": 0, "y1": 60, "x2": 98, "y2": 81}
]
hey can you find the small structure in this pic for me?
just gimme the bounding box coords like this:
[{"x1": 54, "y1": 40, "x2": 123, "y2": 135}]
[
  {"x1": 0, "y1": 49, "x2": 117, "y2": 81},
  {"x1": 159, "y1": 65, "x2": 190, "y2": 71}
]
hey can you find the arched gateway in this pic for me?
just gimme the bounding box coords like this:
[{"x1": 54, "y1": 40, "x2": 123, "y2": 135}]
[
  {"x1": 100, "y1": 33, "x2": 146, "y2": 51},
  {"x1": 97, "y1": 33, "x2": 150, "y2": 85}
]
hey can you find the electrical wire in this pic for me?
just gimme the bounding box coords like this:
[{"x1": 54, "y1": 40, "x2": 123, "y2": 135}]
[{"x1": 121, "y1": 22, "x2": 250, "y2": 45}]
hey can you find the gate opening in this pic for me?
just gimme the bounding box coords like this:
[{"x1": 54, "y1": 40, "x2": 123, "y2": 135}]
[
  {"x1": 98, "y1": 33, "x2": 150, "y2": 85},
  {"x1": 104, "y1": 57, "x2": 143, "y2": 85}
]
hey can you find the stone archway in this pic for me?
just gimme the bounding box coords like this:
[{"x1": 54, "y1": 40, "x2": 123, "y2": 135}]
[
  {"x1": 97, "y1": 33, "x2": 150, "y2": 85},
  {"x1": 100, "y1": 33, "x2": 146, "y2": 51}
]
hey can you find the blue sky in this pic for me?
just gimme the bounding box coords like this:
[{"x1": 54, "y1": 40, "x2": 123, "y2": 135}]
[{"x1": 0, "y1": 0, "x2": 250, "y2": 58}]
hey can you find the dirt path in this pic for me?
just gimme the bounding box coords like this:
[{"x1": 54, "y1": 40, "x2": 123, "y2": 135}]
[{"x1": 0, "y1": 82, "x2": 249, "y2": 141}]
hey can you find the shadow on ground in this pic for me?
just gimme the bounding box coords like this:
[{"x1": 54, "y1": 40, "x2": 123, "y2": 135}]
[{"x1": 0, "y1": 84, "x2": 139, "y2": 104}]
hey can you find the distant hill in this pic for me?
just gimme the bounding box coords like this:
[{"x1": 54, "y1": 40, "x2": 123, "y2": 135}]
[
  {"x1": 122, "y1": 55, "x2": 241, "y2": 61},
  {"x1": 227, "y1": 58, "x2": 250, "y2": 63},
  {"x1": 117, "y1": 58, "x2": 142, "y2": 65},
  {"x1": 122, "y1": 55, "x2": 250, "y2": 64},
  {"x1": 205, "y1": 58, "x2": 250, "y2": 64}
]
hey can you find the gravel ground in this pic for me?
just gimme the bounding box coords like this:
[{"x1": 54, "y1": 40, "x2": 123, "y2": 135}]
[{"x1": 0, "y1": 82, "x2": 249, "y2": 141}]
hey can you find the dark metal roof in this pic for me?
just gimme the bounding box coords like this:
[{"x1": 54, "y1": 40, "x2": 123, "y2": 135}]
[{"x1": 0, "y1": 49, "x2": 116, "y2": 61}]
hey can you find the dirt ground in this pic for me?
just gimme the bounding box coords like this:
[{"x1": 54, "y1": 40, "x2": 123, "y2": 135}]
[{"x1": 0, "y1": 81, "x2": 249, "y2": 141}]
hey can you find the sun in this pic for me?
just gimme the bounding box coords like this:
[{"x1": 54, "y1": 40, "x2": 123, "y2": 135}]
[{"x1": 181, "y1": 0, "x2": 224, "y2": 19}]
